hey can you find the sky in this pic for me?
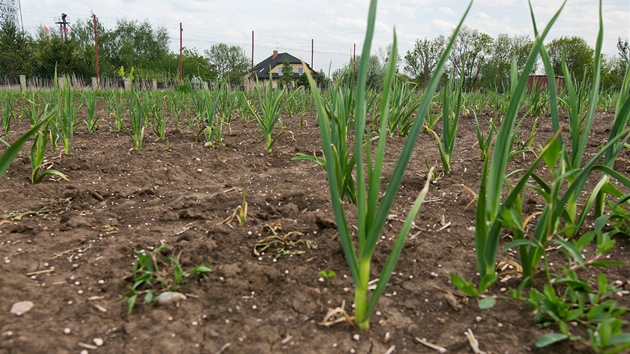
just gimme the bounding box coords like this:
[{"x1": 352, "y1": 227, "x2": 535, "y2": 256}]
[{"x1": 14, "y1": 0, "x2": 630, "y2": 75}]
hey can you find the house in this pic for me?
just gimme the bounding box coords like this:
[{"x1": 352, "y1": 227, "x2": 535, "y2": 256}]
[
  {"x1": 527, "y1": 75, "x2": 564, "y2": 92},
  {"x1": 243, "y1": 50, "x2": 317, "y2": 91}
]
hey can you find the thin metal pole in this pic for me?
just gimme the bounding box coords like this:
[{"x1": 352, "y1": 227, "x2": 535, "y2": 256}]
[
  {"x1": 93, "y1": 14, "x2": 99, "y2": 85},
  {"x1": 423, "y1": 52, "x2": 428, "y2": 90},
  {"x1": 18, "y1": 0, "x2": 24, "y2": 31},
  {"x1": 179, "y1": 22, "x2": 183, "y2": 83},
  {"x1": 251, "y1": 31, "x2": 255, "y2": 70},
  {"x1": 311, "y1": 39, "x2": 314, "y2": 69}
]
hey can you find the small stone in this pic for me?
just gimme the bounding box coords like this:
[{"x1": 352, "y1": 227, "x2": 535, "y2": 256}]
[
  {"x1": 10, "y1": 301, "x2": 34, "y2": 316},
  {"x1": 63, "y1": 328, "x2": 71, "y2": 334},
  {"x1": 93, "y1": 338, "x2": 104, "y2": 347},
  {"x1": 157, "y1": 291, "x2": 187, "y2": 305},
  {"x1": 123, "y1": 322, "x2": 136, "y2": 334},
  {"x1": 80, "y1": 350, "x2": 88, "y2": 354},
  {"x1": 352, "y1": 334, "x2": 360, "y2": 341}
]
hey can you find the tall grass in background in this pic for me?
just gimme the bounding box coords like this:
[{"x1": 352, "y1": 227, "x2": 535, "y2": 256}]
[
  {"x1": 195, "y1": 88, "x2": 222, "y2": 147},
  {"x1": 1, "y1": 92, "x2": 15, "y2": 139},
  {"x1": 0, "y1": 117, "x2": 51, "y2": 178},
  {"x1": 51, "y1": 71, "x2": 81, "y2": 155},
  {"x1": 82, "y1": 89, "x2": 99, "y2": 133},
  {"x1": 148, "y1": 93, "x2": 168, "y2": 140},
  {"x1": 470, "y1": 2, "x2": 566, "y2": 291},
  {"x1": 304, "y1": 0, "x2": 472, "y2": 330},
  {"x1": 429, "y1": 75, "x2": 463, "y2": 174},
  {"x1": 248, "y1": 84, "x2": 293, "y2": 152},
  {"x1": 123, "y1": 86, "x2": 147, "y2": 150},
  {"x1": 294, "y1": 81, "x2": 357, "y2": 203},
  {"x1": 386, "y1": 79, "x2": 421, "y2": 137}
]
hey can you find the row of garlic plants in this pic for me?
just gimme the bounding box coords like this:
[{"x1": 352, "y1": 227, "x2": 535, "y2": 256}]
[
  {"x1": 1, "y1": 1, "x2": 629, "y2": 348},
  {"x1": 299, "y1": 0, "x2": 630, "y2": 352}
]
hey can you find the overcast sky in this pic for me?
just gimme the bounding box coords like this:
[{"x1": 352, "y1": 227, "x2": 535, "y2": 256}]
[{"x1": 18, "y1": 0, "x2": 630, "y2": 75}]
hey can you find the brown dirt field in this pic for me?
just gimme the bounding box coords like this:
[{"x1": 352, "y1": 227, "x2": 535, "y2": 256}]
[{"x1": 1, "y1": 103, "x2": 629, "y2": 354}]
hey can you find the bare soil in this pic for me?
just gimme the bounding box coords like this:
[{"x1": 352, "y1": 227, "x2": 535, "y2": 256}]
[{"x1": 1, "y1": 104, "x2": 629, "y2": 354}]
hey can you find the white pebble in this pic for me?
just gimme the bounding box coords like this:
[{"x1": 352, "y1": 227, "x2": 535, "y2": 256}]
[
  {"x1": 77, "y1": 290, "x2": 83, "y2": 295},
  {"x1": 80, "y1": 351, "x2": 88, "y2": 354},
  {"x1": 191, "y1": 321, "x2": 198, "y2": 326},
  {"x1": 63, "y1": 328, "x2": 71, "y2": 334},
  {"x1": 353, "y1": 334, "x2": 360, "y2": 341},
  {"x1": 252, "y1": 305, "x2": 257, "y2": 310},
  {"x1": 98, "y1": 280, "x2": 105, "y2": 284},
  {"x1": 93, "y1": 338, "x2": 104, "y2": 347},
  {"x1": 10, "y1": 301, "x2": 34, "y2": 316},
  {"x1": 475, "y1": 316, "x2": 482, "y2": 322}
]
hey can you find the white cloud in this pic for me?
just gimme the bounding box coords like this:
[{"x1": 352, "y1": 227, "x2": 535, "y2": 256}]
[
  {"x1": 432, "y1": 19, "x2": 454, "y2": 32},
  {"x1": 437, "y1": 7, "x2": 456, "y2": 15}
]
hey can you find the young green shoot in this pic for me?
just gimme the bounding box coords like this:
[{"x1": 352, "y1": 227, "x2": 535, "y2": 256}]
[{"x1": 304, "y1": 0, "x2": 472, "y2": 330}]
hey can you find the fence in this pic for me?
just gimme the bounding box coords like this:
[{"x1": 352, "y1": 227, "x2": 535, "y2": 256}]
[{"x1": 0, "y1": 10, "x2": 358, "y2": 90}]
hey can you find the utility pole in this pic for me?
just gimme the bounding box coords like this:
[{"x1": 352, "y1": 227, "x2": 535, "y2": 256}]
[{"x1": 55, "y1": 13, "x2": 70, "y2": 40}]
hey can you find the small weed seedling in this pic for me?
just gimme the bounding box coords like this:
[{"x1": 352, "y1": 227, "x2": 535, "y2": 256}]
[
  {"x1": 318, "y1": 270, "x2": 337, "y2": 283},
  {"x1": 122, "y1": 243, "x2": 211, "y2": 316},
  {"x1": 253, "y1": 223, "x2": 317, "y2": 258},
  {"x1": 217, "y1": 189, "x2": 248, "y2": 227}
]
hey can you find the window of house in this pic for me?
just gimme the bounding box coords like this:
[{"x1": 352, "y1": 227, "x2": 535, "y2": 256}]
[
  {"x1": 298, "y1": 67, "x2": 304, "y2": 75},
  {"x1": 277, "y1": 67, "x2": 283, "y2": 76}
]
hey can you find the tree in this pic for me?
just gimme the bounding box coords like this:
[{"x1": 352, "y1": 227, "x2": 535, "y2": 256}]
[
  {"x1": 511, "y1": 35, "x2": 535, "y2": 73},
  {"x1": 449, "y1": 26, "x2": 493, "y2": 88},
  {"x1": 31, "y1": 27, "x2": 92, "y2": 78},
  {"x1": 99, "y1": 19, "x2": 171, "y2": 80},
  {"x1": 204, "y1": 43, "x2": 249, "y2": 86},
  {"x1": 278, "y1": 60, "x2": 294, "y2": 89},
  {"x1": 376, "y1": 43, "x2": 400, "y2": 73},
  {"x1": 180, "y1": 48, "x2": 215, "y2": 82},
  {"x1": 547, "y1": 36, "x2": 594, "y2": 80},
  {"x1": 601, "y1": 54, "x2": 627, "y2": 90},
  {"x1": 618, "y1": 37, "x2": 629, "y2": 62},
  {"x1": 333, "y1": 54, "x2": 385, "y2": 91},
  {"x1": 316, "y1": 69, "x2": 330, "y2": 89},
  {"x1": 404, "y1": 35, "x2": 446, "y2": 86},
  {"x1": 0, "y1": 19, "x2": 33, "y2": 77},
  {"x1": 479, "y1": 34, "x2": 535, "y2": 91}
]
